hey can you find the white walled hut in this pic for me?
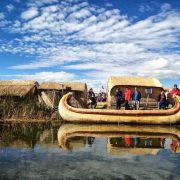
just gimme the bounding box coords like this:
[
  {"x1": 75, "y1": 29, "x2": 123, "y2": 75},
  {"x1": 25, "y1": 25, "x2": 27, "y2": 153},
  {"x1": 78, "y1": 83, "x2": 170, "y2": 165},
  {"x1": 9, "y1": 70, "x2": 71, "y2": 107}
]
[
  {"x1": 38, "y1": 82, "x2": 87, "y2": 108},
  {"x1": 107, "y1": 76, "x2": 163, "y2": 109}
]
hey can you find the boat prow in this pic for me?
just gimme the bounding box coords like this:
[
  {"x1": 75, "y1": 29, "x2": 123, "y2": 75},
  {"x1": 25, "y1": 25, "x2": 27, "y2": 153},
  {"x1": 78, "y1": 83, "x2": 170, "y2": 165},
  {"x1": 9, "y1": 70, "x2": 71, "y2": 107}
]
[{"x1": 59, "y1": 93, "x2": 180, "y2": 124}]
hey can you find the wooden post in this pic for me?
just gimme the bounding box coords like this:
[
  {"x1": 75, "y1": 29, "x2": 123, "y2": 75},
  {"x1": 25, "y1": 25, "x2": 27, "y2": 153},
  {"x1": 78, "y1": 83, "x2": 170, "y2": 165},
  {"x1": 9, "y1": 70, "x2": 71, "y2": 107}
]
[
  {"x1": 52, "y1": 90, "x2": 56, "y2": 109},
  {"x1": 62, "y1": 84, "x2": 64, "y2": 96},
  {"x1": 146, "y1": 94, "x2": 149, "y2": 109}
]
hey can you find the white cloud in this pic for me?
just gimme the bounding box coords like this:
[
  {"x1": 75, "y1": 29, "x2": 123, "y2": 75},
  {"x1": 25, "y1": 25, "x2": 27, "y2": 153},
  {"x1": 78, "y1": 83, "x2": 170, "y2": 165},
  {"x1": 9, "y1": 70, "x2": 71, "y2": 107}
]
[
  {"x1": 0, "y1": 20, "x2": 9, "y2": 27},
  {"x1": 41, "y1": 5, "x2": 59, "y2": 14},
  {"x1": 0, "y1": 12, "x2": 5, "y2": 20},
  {"x1": 146, "y1": 58, "x2": 168, "y2": 69},
  {"x1": 1, "y1": 71, "x2": 76, "y2": 82},
  {"x1": 13, "y1": 20, "x2": 21, "y2": 28},
  {"x1": 105, "y1": 3, "x2": 112, "y2": 7},
  {"x1": 6, "y1": 4, "x2": 14, "y2": 12},
  {"x1": 27, "y1": 0, "x2": 59, "y2": 7},
  {"x1": 21, "y1": 7, "x2": 39, "y2": 20},
  {"x1": 161, "y1": 3, "x2": 171, "y2": 12},
  {"x1": 70, "y1": 9, "x2": 91, "y2": 19},
  {"x1": 0, "y1": 0, "x2": 179, "y2": 87},
  {"x1": 139, "y1": 4, "x2": 154, "y2": 13}
]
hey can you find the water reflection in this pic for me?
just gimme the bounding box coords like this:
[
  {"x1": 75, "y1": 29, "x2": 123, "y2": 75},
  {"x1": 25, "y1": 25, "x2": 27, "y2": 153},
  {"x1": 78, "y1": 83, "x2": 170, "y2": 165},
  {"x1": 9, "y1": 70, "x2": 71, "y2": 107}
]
[
  {"x1": 0, "y1": 122, "x2": 180, "y2": 179},
  {"x1": 58, "y1": 124, "x2": 180, "y2": 154},
  {"x1": 108, "y1": 137, "x2": 166, "y2": 155},
  {"x1": 0, "y1": 123, "x2": 58, "y2": 148},
  {"x1": 1, "y1": 123, "x2": 180, "y2": 154}
]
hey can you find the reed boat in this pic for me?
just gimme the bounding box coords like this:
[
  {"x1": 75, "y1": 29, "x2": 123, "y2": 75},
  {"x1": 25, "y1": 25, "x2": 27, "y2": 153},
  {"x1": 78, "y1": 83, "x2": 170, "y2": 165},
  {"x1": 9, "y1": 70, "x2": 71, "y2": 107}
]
[
  {"x1": 59, "y1": 93, "x2": 180, "y2": 124},
  {"x1": 57, "y1": 123, "x2": 180, "y2": 152}
]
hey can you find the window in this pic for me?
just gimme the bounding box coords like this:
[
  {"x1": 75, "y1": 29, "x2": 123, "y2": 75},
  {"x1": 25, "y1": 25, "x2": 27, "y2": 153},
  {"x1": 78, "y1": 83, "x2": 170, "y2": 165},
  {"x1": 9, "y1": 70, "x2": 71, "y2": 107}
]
[{"x1": 145, "y1": 88, "x2": 152, "y2": 94}]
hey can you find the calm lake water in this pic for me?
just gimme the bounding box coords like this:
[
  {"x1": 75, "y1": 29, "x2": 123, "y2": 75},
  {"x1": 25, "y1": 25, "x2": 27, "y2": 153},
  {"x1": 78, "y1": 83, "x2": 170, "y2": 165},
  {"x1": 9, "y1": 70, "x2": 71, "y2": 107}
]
[{"x1": 0, "y1": 122, "x2": 180, "y2": 180}]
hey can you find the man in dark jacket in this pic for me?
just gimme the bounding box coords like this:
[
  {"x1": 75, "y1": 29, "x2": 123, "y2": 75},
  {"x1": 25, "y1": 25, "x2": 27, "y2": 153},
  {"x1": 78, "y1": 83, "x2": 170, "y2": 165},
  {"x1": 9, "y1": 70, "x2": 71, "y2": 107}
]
[
  {"x1": 132, "y1": 87, "x2": 141, "y2": 110},
  {"x1": 88, "y1": 88, "x2": 97, "y2": 109},
  {"x1": 115, "y1": 88, "x2": 122, "y2": 109}
]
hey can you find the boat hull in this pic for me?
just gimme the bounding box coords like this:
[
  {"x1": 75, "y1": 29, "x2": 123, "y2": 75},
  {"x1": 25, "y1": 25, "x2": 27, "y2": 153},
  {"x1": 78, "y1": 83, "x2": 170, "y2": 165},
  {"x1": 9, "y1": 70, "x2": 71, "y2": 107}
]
[{"x1": 59, "y1": 93, "x2": 180, "y2": 124}]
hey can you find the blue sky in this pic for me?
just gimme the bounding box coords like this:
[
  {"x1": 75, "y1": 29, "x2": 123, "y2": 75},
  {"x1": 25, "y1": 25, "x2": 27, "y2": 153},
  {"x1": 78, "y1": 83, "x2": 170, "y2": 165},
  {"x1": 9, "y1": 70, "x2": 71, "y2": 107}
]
[{"x1": 0, "y1": 0, "x2": 180, "y2": 90}]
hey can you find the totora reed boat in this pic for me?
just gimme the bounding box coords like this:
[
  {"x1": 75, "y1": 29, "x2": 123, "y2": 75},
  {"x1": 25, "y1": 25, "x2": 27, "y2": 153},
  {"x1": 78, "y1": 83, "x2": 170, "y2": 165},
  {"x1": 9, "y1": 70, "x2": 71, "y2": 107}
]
[{"x1": 59, "y1": 93, "x2": 180, "y2": 124}]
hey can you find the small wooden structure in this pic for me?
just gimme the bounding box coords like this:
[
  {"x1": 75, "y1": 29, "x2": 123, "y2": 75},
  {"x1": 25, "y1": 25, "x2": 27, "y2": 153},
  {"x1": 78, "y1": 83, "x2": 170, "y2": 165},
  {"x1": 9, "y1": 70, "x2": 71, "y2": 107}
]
[
  {"x1": 38, "y1": 82, "x2": 87, "y2": 108},
  {"x1": 0, "y1": 80, "x2": 38, "y2": 98},
  {"x1": 107, "y1": 76, "x2": 163, "y2": 109}
]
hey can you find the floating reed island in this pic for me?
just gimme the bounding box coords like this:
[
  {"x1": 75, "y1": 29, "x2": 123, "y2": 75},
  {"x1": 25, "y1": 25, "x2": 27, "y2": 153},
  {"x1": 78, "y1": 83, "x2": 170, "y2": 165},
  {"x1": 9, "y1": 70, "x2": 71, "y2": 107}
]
[
  {"x1": 0, "y1": 80, "x2": 87, "y2": 122},
  {"x1": 0, "y1": 76, "x2": 179, "y2": 124}
]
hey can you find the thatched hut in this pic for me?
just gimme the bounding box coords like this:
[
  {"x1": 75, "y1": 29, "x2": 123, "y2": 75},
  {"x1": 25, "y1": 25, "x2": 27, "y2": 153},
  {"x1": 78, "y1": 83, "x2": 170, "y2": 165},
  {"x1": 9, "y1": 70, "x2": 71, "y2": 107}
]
[
  {"x1": 38, "y1": 82, "x2": 87, "y2": 108},
  {"x1": 0, "y1": 80, "x2": 53, "y2": 119},
  {"x1": 0, "y1": 80, "x2": 38, "y2": 98},
  {"x1": 107, "y1": 76, "x2": 163, "y2": 109}
]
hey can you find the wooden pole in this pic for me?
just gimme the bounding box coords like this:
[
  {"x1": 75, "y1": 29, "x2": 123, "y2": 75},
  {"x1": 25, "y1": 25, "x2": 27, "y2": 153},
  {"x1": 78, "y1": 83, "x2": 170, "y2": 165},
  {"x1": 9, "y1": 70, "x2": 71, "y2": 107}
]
[
  {"x1": 146, "y1": 94, "x2": 149, "y2": 109},
  {"x1": 52, "y1": 90, "x2": 56, "y2": 109},
  {"x1": 62, "y1": 84, "x2": 64, "y2": 96}
]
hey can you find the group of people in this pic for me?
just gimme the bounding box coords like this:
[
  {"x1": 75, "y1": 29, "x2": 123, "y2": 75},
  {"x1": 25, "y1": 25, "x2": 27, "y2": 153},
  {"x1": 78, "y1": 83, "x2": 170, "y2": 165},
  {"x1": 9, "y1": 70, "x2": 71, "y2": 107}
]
[
  {"x1": 115, "y1": 87, "x2": 141, "y2": 110},
  {"x1": 115, "y1": 84, "x2": 180, "y2": 110},
  {"x1": 97, "y1": 92, "x2": 106, "y2": 102},
  {"x1": 88, "y1": 88, "x2": 107, "y2": 108},
  {"x1": 88, "y1": 84, "x2": 180, "y2": 110},
  {"x1": 157, "y1": 84, "x2": 180, "y2": 109}
]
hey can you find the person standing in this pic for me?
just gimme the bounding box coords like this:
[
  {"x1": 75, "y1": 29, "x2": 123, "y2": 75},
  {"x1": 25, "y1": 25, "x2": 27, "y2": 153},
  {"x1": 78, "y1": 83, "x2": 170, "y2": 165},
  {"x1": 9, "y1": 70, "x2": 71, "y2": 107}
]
[
  {"x1": 115, "y1": 88, "x2": 122, "y2": 109},
  {"x1": 88, "y1": 88, "x2": 97, "y2": 109},
  {"x1": 170, "y1": 84, "x2": 180, "y2": 97},
  {"x1": 132, "y1": 87, "x2": 141, "y2": 110},
  {"x1": 158, "y1": 90, "x2": 166, "y2": 109},
  {"x1": 124, "y1": 87, "x2": 132, "y2": 110}
]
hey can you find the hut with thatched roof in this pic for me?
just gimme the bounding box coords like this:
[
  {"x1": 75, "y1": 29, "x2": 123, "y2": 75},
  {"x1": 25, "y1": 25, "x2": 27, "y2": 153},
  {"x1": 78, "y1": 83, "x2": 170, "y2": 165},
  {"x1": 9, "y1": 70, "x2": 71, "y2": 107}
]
[
  {"x1": 0, "y1": 80, "x2": 53, "y2": 120},
  {"x1": 38, "y1": 81, "x2": 87, "y2": 108},
  {"x1": 0, "y1": 80, "x2": 38, "y2": 98},
  {"x1": 107, "y1": 76, "x2": 163, "y2": 109}
]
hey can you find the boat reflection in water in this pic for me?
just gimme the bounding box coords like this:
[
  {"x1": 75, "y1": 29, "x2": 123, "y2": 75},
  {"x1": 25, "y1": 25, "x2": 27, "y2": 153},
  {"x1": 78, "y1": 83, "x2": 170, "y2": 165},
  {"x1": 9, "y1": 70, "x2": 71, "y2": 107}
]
[
  {"x1": 58, "y1": 123, "x2": 180, "y2": 154},
  {"x1": 1, "y1": 122, "x2": 180, "y2": 179}
]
